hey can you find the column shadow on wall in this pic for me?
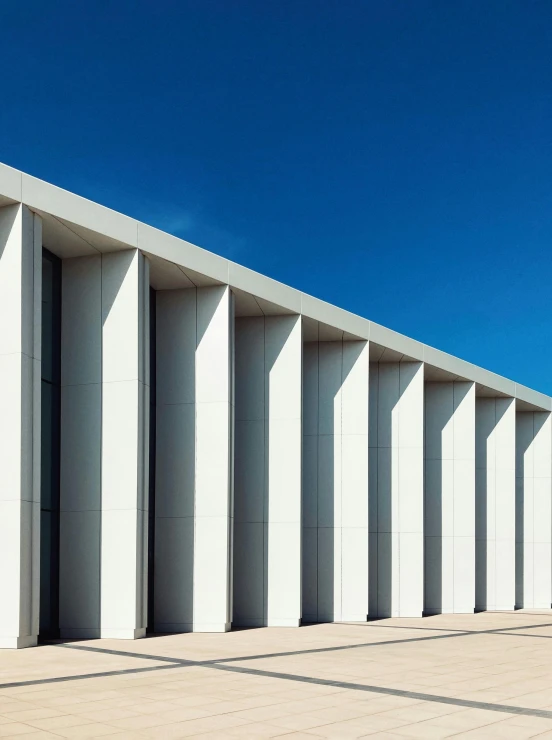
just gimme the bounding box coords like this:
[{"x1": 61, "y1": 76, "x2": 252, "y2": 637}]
[
  {"x1": 152, "y1": 286, "x2": 226, "y2": 632},
  {"x1": 423, "y1": 383, "x2": 472, "y2": 616},
  {"x1": 233, "y1": 316, "x2": 299, "y2": 627},
  {"x1": 515, "y1": 412, "x2": 546, "y2": 609},
  {"x1": 424, "y1": 394, "x2": 444, "y2": 617},
  {"x1": 475, "y1": 399, "x2": 509, "y2": 612},
  {"x1": 301, "y1": 340, "x2": 363, "y2": 624},
  {"x1": 368, "y1": 362, "x2": 417, "y2": 620},
  {"x1": 311, "y1": 342, "x2": 338, "y2": 624},
  {"x1": 233, "y1": 316, "x2": 266, "y2": 628},
  {"x1": 154, "y1": 287, "x2": 227, "y2": 632}
]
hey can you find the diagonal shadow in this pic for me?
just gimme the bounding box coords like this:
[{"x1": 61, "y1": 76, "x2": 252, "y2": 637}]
[{"x1": 5, "y1": 625, "x2": 552, "y2": 722}]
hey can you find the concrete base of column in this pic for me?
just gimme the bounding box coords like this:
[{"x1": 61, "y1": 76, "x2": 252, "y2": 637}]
[
  {"x1": 153, "y1": 622, "x2": 231, "y2": 633},
  {"x1": 192, "y1": 622, "x2": 231, "y2": 633},
  {"x1": 424, "y1": 609, "x2": 475, "y2": 616},
  {"x1": 60, "y1": 629, "x2": 101, "y2": 639},
  {"x1": 232, "y1": 619, "x2": 265, "y2": 628},
  {"x1": 100, "y1": 628, "x2": 147, "y2": 639},
  {"x1": 0, "y1": 635, "x2": 37, "y2": 649}
]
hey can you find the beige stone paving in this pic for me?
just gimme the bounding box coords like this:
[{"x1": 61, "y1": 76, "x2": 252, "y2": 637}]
[{"x1": 2, "y1": 611, "x2": 552, "y2": 737}]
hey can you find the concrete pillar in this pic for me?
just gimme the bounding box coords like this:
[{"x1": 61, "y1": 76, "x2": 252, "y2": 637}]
[
  {"x1": 369, "y1": 362, "x2": 424, "y2": 618},
  {"x1": 302, "y1": 340, "x2": 369, "y2": 623},
  {"x1": 424, "y1": 382, "x2": 476, "y2": 615},
  {"x1": 476, "y1": 397, "x2": 516, "y2": 611},
  {"x1": 0, "y1": 205, "x2": 41, "y2": 648},
  {"x1": 100, "y1": 250, "x2": 149, "y2": 638},
  {"x1": 155, "y1": 286, "x2": 234, "y2": 633},
  {"x1": 516, "y1": 411, "x2": 552, "y2": 609},
  {"x1": 59, "y1": 256, "x2": 102, "y2": 638},
  {"x1": 234, "y1": 315, "x2": 302, "y2": 627}
]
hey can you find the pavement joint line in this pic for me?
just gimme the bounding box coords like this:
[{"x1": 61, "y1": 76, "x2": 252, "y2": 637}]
[
  {"x1": 55, "y1": 644, "x2": 195, "y2": 665},
  {"x1": 346, "y1": 619, "x2": 552, "y2": 634},
  {"x1": 0, "y1": 663, "x2": 184, "y2": 690},
  {"x1": 209, "y1": 662, "x2": 552, "y2": 720},
  {"x1": 1, "y1": 619, "x2": 552, "y2": 697},
  {"x1": 60, "y1": 618, "x2": 552, "y2": 667},
  {"x1": 3, "y1": 657, "x2": 552, "y2": 722}
]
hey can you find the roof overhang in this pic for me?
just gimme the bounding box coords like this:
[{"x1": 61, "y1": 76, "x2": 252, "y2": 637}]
[{"x1": 1, "y1": 162, "x2": 549, "y2": 412}]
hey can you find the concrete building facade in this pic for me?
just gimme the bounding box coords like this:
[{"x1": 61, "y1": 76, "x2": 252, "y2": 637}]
[{"x1": 0, "y1": 162, "x2": 551, "y2": 648}]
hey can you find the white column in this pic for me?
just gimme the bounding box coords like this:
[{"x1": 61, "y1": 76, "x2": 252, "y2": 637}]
[
  {"x1": 101, "y1": 250, "x2": 149, "y2": 638},
  {"x1": 155, "y1": 286, "x2": 233, "y2": 633},
  {"x1": 369, "y1": 362, "x2": 424, "y2": 618},
  {"x1": 516, "y1": 411, "x2": 552, "y2": 609},
  {"x1": 0, "y1": 205, "x2": 41, "y2": 648},
  {"x1": 194, "y1": 286, "x2": 234, "y2": 632},
  {"x1": 302, "y1": 340, "x2": 369, "y2": 623},
  {"x1": 59, "y1": 256, "x2": 102, "y2": 638},
  {"x1": 234, "y1": 315, "x2": 302, "y2": 627},
  {"x1": 476, "y1": 397, "x2": 516, "y2": 611},
  {"x1": 424, "y1": 382, "x2": 475, "y2": 615}
]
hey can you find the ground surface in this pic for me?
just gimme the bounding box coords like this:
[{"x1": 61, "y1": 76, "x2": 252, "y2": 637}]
[{"x1": 3, "y1": 612, "x2": 552, "y2": 738}]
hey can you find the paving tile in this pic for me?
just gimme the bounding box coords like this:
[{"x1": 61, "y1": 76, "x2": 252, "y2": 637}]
[
  {"x1": 140, "y1": 714, "x2": 251, "y2": 737},
  {"x1": 0, "y1": 732, "x2": 63, "y2": 740},
  {"x1": 271, "y1": 734, "x2": 324, "y2": 739},
  {"x1": 267, "y1": 713, "x2": 334, "y2": 732},
  {"x1": 2, "y1": 614, "x2": 552, "y2": 740},
  {"x1": 93, "y1": 734, "x2": 148, "y2": 740},
  {"x1": 0, "y1": 725, "x2": 44, "y2": 738},
  {"x1": 312, "y1": 716, "x2": 413, "y2": 738},
  {"x1": 359, "y1": 734, "x2": 413, "y2": 739},
  {"x1": 52, "y1": 723, "x2": 122, "y2": 737},
  {"x1": 450, "y1": 722, "x2": 540, "y2": 739},
  {"x1": 24, "y1": 715, "x2": 96, "y2": 731},
  {"x1": 1, "y1": 709, "x2": 64, "y2": 722}
]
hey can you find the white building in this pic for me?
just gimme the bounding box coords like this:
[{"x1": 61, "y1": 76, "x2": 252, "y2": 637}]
[{"x1": 0, "y1": 162, "x2": 550, "y2": 649}]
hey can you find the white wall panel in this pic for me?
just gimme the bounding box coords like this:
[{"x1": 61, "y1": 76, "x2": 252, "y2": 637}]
[
  {"x1": 369, "y1": 362, "x2": 424, "y2": 618},
  {"x1": 155, "y1": 286, "x2": 233, "y2": 633},
  {"x1": 0, "y1": 205, "x2": 41, "y2": 648},
  {"x1": 516, "y1": 411, "x2": 552, "y2": 609},
  {"x1": 194, "y1": 287, "x2": 234, "y2": 631},
  {"x1": 302, "y1": 340, "x2": 369, "y2": 623},
  {"x1": 234, "y1": 315, "x2": 302, "y2": 627},
  {"x1": 476, "y1": 397, "x2": 516, "y2": 611},
  {"x1": 59, "y1": 255, "x2": 102, "y2": 637},
  {"x1": 424, "y1": 382, "x2": 475, "y2": 615},
  {"x1": 100, "y1": 250, "x2": 149, "y2": 638}
]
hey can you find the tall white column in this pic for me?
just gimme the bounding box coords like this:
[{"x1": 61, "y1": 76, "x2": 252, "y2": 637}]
[
  {"x1": 234, "y1": 315, "x2": 302, "y2": 627},
  {"x1": 194, "y1": 286, "x2": 234, "y2": 632},
  {"x1": 369, "y1": 362, "x2": 424, "y2": 618},
  {"x1": 302, "y1": 340, "x2": 369, "y2": 623},
  {"x1": 155, "y1": 286, "x2": 233, "y2": 633},
  {"x1": 424, "y1": 382, "x2": 475, "y2": 615},
  {"x1": 100, "y1": 250, "x2": 149, "y2": 638},
  {"x1": 0, "y1": 205, "x2": 41, "y2": 648},
  {"x1": 59, "y1": 256, "x2": 102, "y2": 638},
  {"x1": 476, "y1": 397, "x2": 516, "y2": 611},
  {"x1": 516, "y1": 411, "x2": 552, "y2": 609}
]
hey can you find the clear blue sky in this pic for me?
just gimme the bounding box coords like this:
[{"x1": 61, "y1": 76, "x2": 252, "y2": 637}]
[{"x1": 1, "y1": 2, "x2": 551, "y2": 393}]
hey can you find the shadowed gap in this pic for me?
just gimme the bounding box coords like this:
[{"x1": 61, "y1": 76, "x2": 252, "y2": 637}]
[{"x1": 39, "y1": 248, "x2": 62, "y2": 639}]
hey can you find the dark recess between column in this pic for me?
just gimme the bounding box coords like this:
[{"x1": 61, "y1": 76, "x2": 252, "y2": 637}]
[
  {"x1": 147, "y1": 286, "x2": 157, "y2": 633},
  {"x1": 39, "y1": 248, "x2": 61, "y2": 639}
]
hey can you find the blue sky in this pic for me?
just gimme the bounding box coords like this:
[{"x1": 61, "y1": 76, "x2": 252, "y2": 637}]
[{"x1": 1, "y1": 1, "x2": 551, "y2": 392}]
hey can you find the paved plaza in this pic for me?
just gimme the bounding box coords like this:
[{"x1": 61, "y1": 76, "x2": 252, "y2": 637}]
[{"x1": 3, "y1": 612, "x2": 552, "y2": 738}]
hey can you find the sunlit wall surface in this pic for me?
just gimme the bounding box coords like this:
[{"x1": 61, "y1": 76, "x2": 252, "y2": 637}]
[{"x1": 0, "y1": 164, "x2": 550, "y2": 649}]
